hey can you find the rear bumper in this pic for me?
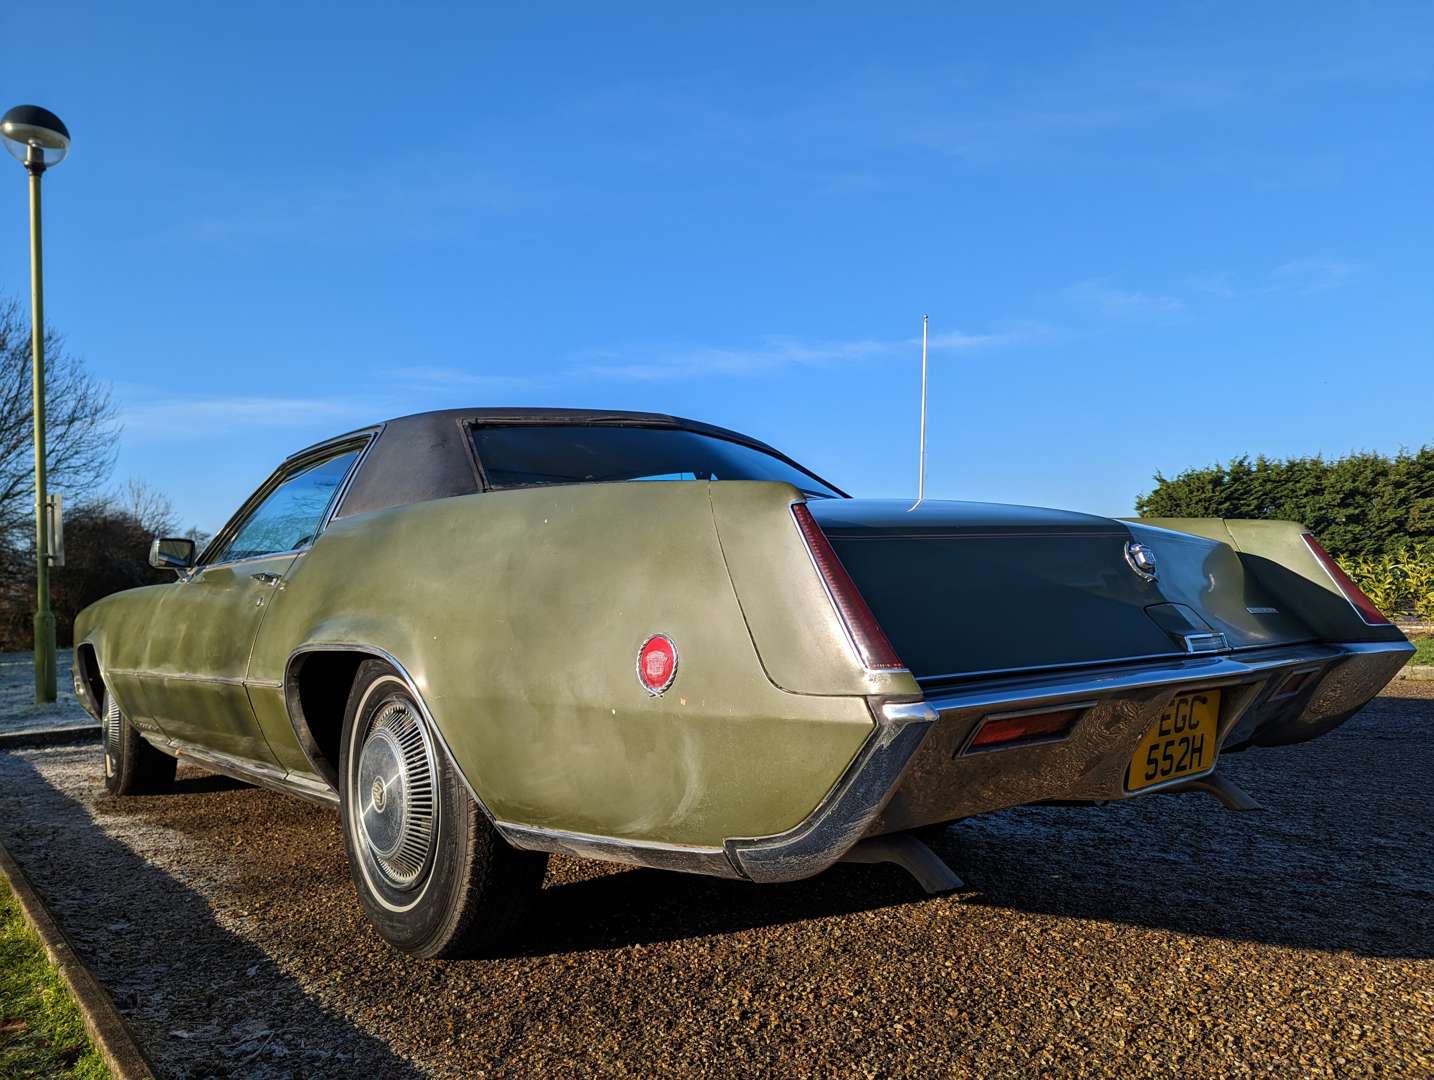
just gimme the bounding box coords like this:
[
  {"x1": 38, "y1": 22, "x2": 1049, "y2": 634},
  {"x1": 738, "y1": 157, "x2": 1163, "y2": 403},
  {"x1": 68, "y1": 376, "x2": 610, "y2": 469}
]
[{"x1": 724, "y1": 639, "x2": 1412, "y2": 883}]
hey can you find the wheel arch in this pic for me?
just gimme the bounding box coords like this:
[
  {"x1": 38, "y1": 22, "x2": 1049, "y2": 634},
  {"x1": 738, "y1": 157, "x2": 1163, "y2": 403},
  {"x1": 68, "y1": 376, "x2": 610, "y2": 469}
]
[
  {"x1": 73, "y1": 640, "x2": 106, "y2": 720},
  {"x1": 283, "y1": 644, "x2": 497, "y2": 822}
]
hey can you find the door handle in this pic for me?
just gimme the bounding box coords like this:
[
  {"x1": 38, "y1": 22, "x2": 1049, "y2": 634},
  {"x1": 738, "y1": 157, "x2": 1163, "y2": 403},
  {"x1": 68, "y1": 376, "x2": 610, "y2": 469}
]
[{"x1": 251, "y1": 572, "x2": 282, "y2": 586}]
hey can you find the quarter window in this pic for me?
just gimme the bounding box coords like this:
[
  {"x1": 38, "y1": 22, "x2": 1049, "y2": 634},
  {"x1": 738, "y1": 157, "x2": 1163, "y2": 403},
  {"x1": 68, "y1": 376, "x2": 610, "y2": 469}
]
[
  {"x1": 210, "y1": 448, "x2": 361, "y2": 563},
  {"x1": 469, "y1": 424, "x2": 842, "y2": 499}
]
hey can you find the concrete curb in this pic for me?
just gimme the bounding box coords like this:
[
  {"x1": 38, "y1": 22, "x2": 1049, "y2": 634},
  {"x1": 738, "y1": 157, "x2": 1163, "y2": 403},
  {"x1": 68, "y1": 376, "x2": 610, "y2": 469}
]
[
  {"x1": 0, "y1": 724, "x2": 100, "y2": 750},
  {"x1": 1395, "y1": 664, "x2": 1434, "y2": 681},
  {"x1": 0, "y1": 839, "x2": 158, "y2": 1080}
]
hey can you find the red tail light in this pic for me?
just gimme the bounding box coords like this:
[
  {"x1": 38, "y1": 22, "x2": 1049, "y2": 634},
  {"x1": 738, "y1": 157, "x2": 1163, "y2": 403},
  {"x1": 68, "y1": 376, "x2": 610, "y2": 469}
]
[
  {"x1": 967, "y1": 707, "x2": 1083, "y2": 752},
  {"x1": 1301, "y1": 534, "x2": 1391, "y2": 626},
  {"x1": 791, "y1": 502, "x2": 906, "y2": 672}
]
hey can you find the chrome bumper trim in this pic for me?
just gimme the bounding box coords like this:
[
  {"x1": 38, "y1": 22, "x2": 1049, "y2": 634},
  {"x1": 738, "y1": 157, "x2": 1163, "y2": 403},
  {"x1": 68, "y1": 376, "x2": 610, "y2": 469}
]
[
  {"x1": 723, "y1": 639, "x2": 1411, "y2": 883},
  {"x1": 724, "y1": 700, "x2": 938, "y2": 883}
]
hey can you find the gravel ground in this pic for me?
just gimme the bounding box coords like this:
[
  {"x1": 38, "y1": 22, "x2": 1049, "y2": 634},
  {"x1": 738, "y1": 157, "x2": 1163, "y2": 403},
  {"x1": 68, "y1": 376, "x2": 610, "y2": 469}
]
[{"x1": 0, "y1": 686, "x2": 1430, "y2": 1078}]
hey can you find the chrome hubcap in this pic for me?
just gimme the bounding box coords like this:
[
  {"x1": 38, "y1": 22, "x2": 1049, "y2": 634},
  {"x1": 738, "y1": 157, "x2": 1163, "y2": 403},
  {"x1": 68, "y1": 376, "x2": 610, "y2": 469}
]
[
  {"x1": 103, "y1": 696, "x2": 122, "y2": 777},
  {"x1": 355, "y1": 700, "x2": 436, "y2": 889}
]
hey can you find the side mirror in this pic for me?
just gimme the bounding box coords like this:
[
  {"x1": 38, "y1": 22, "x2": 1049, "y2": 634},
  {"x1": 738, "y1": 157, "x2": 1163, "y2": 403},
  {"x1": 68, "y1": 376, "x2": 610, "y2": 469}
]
[{"x1": 149, "y1": 537, "x2": 196, "y2": 572}]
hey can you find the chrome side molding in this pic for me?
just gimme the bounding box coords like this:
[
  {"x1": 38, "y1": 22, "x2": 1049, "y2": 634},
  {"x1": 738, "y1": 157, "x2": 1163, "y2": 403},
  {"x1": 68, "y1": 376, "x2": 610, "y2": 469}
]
[{"x1": 497, "y1": 822, "x2": 742, "y2": 879}]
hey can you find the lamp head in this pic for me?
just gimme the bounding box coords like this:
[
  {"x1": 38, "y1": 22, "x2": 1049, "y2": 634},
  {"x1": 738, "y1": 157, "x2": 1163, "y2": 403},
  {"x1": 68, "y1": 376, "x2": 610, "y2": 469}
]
[{"x1": 1, "y1": 105, "x2": 70, "y2": 171}]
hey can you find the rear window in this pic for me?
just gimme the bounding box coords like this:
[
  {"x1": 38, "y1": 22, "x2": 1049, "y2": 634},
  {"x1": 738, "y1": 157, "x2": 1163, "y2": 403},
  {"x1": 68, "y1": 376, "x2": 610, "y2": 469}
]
[{"x1": 469, "y1": 424, "x2": 841, "y2": 498}]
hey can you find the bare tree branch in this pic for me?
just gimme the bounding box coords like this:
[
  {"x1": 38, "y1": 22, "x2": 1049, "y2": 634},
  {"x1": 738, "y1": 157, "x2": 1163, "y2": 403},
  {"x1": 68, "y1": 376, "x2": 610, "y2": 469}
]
[{"x1": 0, "y1": 297, "x2": 118, "y2": 544}]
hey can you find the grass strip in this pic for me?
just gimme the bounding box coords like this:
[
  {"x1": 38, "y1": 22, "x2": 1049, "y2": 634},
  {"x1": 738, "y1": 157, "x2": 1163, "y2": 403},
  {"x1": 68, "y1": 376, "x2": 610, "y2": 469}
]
[
  {"x1": 0, "y1": 878, "x2": 110, "y2": 1079},
  {"x1": 1409, "y1": 637, "x2": 1434, "y2": 666}
]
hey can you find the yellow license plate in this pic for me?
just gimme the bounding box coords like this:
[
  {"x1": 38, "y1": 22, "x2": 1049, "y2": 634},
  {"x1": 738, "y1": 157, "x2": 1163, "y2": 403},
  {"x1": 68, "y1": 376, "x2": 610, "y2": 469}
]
[{"x1": 1126, "y1": 689, "x2": 1221, "y2": 791}]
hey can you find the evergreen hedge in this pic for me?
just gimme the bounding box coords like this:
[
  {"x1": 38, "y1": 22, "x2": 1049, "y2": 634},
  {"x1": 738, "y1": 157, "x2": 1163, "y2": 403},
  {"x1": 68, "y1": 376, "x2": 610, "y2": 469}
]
[
  {"x1": 1136, "y1": 448, "x2": 1434, "y2": 620},
  {"x1": 1135, "y1": 448, "x2": 1434, "y2": 561}
]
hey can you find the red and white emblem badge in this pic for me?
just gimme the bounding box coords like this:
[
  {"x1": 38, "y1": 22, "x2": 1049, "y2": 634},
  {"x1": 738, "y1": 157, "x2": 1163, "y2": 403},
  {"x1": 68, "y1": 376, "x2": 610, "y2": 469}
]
[{"x1": 636, "y1": 634, "x2": 679, "y2": 695}]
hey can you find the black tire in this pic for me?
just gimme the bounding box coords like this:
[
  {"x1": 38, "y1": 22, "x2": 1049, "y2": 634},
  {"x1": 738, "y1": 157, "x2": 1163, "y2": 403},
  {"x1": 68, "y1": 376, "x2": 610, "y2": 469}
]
[
  {"x1": 102, "y1": 690, "x2": 177, "y2": 795},
  {"x1": 338, "y1": 659, "x2": 547, "y2": 959}
]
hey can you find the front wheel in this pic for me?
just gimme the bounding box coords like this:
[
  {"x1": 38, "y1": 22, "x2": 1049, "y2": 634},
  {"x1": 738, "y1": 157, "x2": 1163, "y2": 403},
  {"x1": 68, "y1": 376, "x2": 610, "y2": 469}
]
[
  {"x1": 102, "y1": 691, "x2": 176, "y2": 795},
  {"x1": 338, "y1": 660, "x2": 547, "y2": 958}
]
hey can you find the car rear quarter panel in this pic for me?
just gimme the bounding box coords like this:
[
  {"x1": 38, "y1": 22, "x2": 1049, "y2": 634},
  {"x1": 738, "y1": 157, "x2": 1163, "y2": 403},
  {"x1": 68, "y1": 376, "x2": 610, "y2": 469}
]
[
  {"x1": 1138, "y1": 518, "x2": 1409, "y2": 643},
  {"x1": 707, "y1": 482, "x2": 920, "y2": 698},
  {"x1": 251, "y1": 482, "x2": 878, "y2": 847}
]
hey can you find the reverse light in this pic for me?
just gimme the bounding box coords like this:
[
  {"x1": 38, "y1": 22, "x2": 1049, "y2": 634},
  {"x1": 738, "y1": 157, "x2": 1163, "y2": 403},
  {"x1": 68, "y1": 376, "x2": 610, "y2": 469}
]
[
  {"x1": 1301, "y1": 534, "x2": 1391, "y2": 626},
  {"x1": 790, "y1": 503, "x2": 906, "y2": 672},
  {"x1": 1272, "y1": 669, "x2": 1318, "y2": 699},
  {"x1": 966, "y1": 706, "x2": 1085, "y2": 753}
]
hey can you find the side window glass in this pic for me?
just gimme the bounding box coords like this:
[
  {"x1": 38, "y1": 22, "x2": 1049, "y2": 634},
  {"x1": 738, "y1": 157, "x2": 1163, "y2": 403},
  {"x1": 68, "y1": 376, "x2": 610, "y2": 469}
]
[{"x1": 211, "y1": 448, "x2": 360, "y2": 563}]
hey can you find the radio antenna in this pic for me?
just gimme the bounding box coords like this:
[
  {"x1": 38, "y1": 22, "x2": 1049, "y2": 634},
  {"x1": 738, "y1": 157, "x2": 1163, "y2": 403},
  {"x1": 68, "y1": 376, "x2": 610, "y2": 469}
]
[{"x1": 912, "y1": 314, "x2": 929, "y2": 511}]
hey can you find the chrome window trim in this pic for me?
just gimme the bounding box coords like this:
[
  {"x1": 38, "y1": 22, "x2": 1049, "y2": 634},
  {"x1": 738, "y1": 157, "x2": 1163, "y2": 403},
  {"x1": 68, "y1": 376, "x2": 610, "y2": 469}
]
[
  {"x1": 463, "y1": 418, "x2": 849, "y2": 499},
  {"x1": 197, "y1": 430, "x2": 377, "y2": 572}
]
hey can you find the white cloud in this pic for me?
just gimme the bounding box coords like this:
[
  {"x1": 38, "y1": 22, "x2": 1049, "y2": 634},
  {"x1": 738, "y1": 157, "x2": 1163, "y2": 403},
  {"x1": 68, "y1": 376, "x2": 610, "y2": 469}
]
[
  {"x1": 1270, "y1": 257, "x2": 1364, "y2": 293},
  {"x1": 577, "y1": 326, "x2": 1042, "y2": 383},
  {"x1": 924, "y1": 324, "x2": 1050, "y2": 350},
  {"x1": 1186, "y1": 272, "x2": 1238, "y2": 299},
  {"x1": 118, "y1": 395, "x2": 375, "y2": 440},
  {"x1": 1184, "y1": 257, "x2": 1365, "y2": 301},
  {"x1": 1063, "y1": 278, "x2": 1184, "y2": 318},
  {"x1": 384, "y1": 365, "x2": 542, "y2": 390}
]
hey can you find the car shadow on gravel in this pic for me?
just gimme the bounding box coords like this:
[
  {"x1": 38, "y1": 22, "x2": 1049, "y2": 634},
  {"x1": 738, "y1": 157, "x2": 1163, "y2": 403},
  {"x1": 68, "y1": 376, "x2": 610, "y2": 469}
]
[
  {"x1": 516, "y1": 861, "x2": 921, "y2": 958},
  {"x1": 0, "y1": 751, "x2": 422, "y2": 1080},
  {"x1": 935, "y1": 694, "x2": 1434, "y2": 960},
  {"x1": 167, "y1": 772, "x2": 252, "y2": 796},
  {"x1": 519, "y1": 700, "x2": 1433, "y2": 962}
]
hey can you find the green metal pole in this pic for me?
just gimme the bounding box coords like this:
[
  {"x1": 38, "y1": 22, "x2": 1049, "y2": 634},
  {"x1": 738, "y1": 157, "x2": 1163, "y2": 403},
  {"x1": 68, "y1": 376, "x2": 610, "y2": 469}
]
[{"x1": 27, "y1": 157, "x2": 56, "y2": 703}]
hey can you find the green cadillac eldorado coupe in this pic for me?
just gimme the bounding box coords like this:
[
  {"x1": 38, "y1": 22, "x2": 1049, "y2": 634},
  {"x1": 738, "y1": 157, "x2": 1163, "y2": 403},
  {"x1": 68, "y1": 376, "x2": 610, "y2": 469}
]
[{"x1": 73, "y1": 409, "x2": 1413, "y2": 957}]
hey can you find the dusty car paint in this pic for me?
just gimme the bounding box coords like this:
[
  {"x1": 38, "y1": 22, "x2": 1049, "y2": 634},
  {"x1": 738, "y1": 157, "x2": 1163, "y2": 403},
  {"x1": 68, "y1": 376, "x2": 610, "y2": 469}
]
[
  {"x1": 245, "y1": 482, "x2": 878, "y2": 845},
  {"x1": 73, "y1": 410, "x2": 1411, "y2": 882}
]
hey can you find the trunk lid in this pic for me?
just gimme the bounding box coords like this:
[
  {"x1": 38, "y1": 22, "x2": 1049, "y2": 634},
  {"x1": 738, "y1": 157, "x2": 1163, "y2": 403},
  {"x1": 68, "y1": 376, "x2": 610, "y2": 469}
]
[{"x1": 808, "y1": 499, "x2": 1312, "y2": 682}]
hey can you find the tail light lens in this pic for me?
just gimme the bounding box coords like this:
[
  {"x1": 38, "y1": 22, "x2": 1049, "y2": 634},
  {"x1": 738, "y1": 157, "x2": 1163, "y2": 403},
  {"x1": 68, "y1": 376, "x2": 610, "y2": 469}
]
[
  {"x1": 791, "y1": 502, "x2": 906, "y2": 671},
  {"x1": 1301, "y1": 533, "x2": 1391, "y2": 626},
  {"x1": 966, "y1": 706, "x2": 1084, "y2": 752}
]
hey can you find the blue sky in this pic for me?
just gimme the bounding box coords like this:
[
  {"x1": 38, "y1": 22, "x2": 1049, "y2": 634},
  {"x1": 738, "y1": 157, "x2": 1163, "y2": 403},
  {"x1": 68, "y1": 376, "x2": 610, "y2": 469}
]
[{"x1": 2, "y1": 3, "x2": 1431, "y2": 532}]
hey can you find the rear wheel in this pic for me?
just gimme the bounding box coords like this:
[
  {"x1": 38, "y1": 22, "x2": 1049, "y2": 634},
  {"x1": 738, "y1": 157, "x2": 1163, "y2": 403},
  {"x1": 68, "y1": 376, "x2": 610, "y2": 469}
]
[
  {"x1": 102, "y1": 691, "x2": 176, "y2": 795},
  {"x1": 338, "y1": 659, "x2": 547, "y2": 958}
]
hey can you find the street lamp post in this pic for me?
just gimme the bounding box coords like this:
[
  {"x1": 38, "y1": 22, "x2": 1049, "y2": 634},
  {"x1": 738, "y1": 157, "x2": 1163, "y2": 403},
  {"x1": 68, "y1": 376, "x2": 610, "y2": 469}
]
[{"x1": 2, "y1": 105, "x2": 70, "y2": 703}]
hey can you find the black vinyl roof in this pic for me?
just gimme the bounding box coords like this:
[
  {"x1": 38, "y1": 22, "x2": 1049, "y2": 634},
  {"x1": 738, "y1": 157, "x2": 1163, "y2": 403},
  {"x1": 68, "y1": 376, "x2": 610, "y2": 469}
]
[{"x1": 327, "y1": 407, "x2": 801, "y2": 520}]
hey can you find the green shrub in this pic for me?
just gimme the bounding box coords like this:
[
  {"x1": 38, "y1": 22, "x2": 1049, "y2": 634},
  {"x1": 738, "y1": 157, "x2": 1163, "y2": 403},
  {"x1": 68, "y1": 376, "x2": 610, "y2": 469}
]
[
  {"x1": 1336, "y1": 542, "x2": 1434, "y2": 620},
  {"x1": 1403, "y1": 558, "x2": 1434, "y2": 621}
]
